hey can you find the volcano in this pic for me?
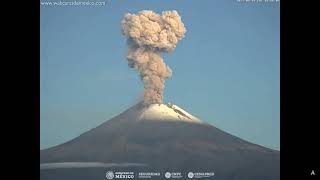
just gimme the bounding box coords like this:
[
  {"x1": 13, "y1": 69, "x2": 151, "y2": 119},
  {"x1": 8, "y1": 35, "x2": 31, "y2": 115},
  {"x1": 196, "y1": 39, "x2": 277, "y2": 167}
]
[{"x1": 40, "y1": 102, "x2": 280, "y2": 180}]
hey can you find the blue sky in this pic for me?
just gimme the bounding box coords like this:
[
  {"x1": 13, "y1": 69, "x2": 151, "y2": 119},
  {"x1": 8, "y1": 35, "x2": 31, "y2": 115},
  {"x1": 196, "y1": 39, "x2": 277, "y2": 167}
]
[{"x1": 40, "y1": 0, "x2": 280, "y2": 150}]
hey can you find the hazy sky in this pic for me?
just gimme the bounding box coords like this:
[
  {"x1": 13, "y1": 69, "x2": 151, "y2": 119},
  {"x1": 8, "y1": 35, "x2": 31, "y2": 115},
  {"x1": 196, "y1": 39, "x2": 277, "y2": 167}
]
[{"x1": 40, "y1": 0, "x2": 280, "y2": 150}]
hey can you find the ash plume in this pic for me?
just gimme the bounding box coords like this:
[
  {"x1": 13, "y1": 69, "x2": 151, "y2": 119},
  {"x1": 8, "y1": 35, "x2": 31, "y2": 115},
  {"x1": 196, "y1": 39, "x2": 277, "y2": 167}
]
[{"x1": 121, "y1": 10, "x2": 186, "y2": 106}]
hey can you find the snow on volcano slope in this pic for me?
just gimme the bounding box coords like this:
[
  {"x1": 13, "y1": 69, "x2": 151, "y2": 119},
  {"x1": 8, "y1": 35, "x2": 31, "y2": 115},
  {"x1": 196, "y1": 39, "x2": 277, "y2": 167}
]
[{"x1": 138, "y1": 103, "x2": 202, "y2": 123}]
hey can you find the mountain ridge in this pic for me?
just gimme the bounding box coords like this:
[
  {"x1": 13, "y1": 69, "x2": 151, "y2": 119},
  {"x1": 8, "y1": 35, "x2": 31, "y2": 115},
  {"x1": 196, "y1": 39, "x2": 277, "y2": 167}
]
[{"x1": 40, "y1": 102, "x2": 279, "y2": 180}]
